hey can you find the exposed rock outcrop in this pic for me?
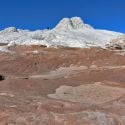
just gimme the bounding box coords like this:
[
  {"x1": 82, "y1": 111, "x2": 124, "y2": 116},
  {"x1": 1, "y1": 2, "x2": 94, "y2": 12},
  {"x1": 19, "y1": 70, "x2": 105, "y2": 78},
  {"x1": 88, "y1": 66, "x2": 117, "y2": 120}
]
[
  {"x1": 107, "y1": 35, "x2": 125, "y2": 50},
  {"x1": 0, "y1": 47, "x2": 125, "y2": 124},
  {"x1": 55, "y1": 17, "x2": 93, "y2": 30}
]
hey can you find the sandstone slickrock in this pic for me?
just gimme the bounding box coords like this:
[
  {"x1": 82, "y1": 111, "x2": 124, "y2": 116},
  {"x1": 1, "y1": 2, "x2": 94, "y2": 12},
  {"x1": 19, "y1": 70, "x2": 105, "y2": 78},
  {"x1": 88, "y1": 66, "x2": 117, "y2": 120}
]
[
  {"x1": 0, "y1": 46, "x2": 125, "y2": 124},
  {"x1": 54, "y1": 17, "x2": 94, "y2": 30}
]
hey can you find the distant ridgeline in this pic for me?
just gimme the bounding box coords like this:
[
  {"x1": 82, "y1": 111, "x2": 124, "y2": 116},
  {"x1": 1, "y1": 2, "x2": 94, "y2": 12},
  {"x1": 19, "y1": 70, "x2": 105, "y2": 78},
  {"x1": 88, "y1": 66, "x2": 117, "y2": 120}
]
[{"x1": 0, "y1": 17, "x2": 124, "y2": 52}]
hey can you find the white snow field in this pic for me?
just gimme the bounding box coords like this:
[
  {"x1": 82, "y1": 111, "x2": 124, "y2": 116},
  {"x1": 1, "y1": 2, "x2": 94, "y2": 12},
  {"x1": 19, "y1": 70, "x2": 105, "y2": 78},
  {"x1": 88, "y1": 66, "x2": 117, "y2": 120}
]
[{"x1": 0, "y1": 17, "x2": 123, "y2": 51}]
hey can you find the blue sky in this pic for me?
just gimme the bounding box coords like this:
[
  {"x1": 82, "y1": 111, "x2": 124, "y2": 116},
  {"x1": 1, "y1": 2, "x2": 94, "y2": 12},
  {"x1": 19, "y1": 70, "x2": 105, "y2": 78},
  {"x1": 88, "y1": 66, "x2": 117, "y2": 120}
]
[{"x1": 0, "y1": 0, "x2": 125, "y2": 32}]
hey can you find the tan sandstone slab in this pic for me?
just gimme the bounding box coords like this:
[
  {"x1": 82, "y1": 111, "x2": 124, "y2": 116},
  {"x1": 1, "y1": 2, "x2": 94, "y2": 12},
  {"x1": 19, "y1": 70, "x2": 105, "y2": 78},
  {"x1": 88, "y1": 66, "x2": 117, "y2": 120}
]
[{"x1": 48, "y1": 83, "x2": 125, "y2": 104}]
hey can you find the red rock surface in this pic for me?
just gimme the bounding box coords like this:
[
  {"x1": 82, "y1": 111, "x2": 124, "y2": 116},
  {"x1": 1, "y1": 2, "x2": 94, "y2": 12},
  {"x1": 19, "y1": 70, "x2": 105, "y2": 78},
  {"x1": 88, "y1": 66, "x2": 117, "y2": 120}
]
[{"x1": 0, "y1": 46, "x2": 125, "y2": 124}]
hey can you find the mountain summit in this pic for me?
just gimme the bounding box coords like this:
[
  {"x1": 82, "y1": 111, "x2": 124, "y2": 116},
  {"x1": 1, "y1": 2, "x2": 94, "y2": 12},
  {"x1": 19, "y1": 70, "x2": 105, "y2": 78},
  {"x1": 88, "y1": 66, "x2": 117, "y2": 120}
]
[{"x1": 55, "y1": 17, "x2": 93, "y2": 30}]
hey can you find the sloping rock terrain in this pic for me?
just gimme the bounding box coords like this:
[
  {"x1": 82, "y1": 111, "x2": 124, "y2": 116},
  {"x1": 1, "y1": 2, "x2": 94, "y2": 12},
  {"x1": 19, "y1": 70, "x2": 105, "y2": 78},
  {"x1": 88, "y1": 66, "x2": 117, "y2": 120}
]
[
  {"x1": 0, "y1": 46, "x2": 125, "y2": 124},
  {"x1": 0, "y1": 17, "x2": 125, "y2": 124}
]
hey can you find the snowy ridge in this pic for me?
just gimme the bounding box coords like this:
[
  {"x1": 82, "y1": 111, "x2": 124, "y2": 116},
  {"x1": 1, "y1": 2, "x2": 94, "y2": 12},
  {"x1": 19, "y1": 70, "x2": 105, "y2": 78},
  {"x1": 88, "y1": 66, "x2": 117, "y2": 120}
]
[{"x1": 0, "y1": 17, "x2": 123, "y2": 51}]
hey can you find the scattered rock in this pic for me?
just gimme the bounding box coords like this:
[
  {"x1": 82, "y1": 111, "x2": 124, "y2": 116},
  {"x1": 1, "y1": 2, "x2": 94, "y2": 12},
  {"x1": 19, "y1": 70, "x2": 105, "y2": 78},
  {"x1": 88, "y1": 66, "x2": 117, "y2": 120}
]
[{"x1": 0, "y1": 74, "x2": 5, "y2": 81}]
